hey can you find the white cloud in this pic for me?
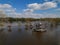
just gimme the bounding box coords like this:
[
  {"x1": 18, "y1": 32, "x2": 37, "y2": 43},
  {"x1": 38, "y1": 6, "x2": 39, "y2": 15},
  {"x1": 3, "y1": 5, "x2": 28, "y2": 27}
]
[
  {"x1": 21, "y1": 2, "x2": 58, "y2": 18},
  {"x1": 0, "y1": 10, "x2": 6, "y2": 18},
  {"x1": 0, "y1": 4, "x2": 17, "y2": 18},
  {"x1": 0, "y1": 4, "x2": 12, "y2": 8},
  {"x1": 27, "y1": 2, "x2": 57, "y2": 10},
  {"x1": 0, "y1": 3, "x2": 59, "y2": 18},
  {"x1": 41, "y1": 2, "x2": 57, "y2": 10},
  {"x1": 15, "y1": 12, "x2": 59, "y2": 18},
  {"x1": 23, "y1": 9, "x2": 34, "y2": 13},
  {"x1": 22, "y1": 2, "x2": 58, "y2": 18},
  {"x1": 42, "y1": 13, "x2": 58, "y2": 18},
  {"x1": 19, "y1": 13, "x2": 44, "y2": 18},
  {"x1": 28, "y1": 3, "x2": 41, "y2": 10}
]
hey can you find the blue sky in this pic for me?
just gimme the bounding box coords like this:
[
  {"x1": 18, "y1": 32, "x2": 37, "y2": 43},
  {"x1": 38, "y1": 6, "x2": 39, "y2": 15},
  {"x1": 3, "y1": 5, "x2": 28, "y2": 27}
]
[
  {"x1": 0, "y1": 0, "x2": 60, "y2": 18},
  {"x1": 0, "y1": 0, "x2": 47, "y2": 12}
]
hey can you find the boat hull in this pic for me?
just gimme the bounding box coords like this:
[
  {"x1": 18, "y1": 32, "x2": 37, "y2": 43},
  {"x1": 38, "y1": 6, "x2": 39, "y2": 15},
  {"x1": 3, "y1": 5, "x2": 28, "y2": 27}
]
[{"x1": 33, "y1": 29, "x2": 46, "y2": 32}]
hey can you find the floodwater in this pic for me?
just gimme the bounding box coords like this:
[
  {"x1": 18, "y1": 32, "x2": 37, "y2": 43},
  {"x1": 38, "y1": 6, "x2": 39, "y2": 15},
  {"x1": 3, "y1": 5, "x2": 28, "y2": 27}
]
[{"x1": 0, "y1": 21, "x2": 60, "y2": 45}]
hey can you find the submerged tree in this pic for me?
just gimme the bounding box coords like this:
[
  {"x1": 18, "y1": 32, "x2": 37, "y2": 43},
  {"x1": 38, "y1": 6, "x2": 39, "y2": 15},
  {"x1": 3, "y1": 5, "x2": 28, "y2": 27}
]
[{"x1": 0, "y1": 10, "x2": 7, "y2": 29}]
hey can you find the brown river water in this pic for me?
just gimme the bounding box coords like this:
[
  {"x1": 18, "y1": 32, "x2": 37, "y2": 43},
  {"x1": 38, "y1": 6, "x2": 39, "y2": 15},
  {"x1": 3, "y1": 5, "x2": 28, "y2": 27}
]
[{"x1": 0, "y1": 22, "x2": 60, "y2": 45}]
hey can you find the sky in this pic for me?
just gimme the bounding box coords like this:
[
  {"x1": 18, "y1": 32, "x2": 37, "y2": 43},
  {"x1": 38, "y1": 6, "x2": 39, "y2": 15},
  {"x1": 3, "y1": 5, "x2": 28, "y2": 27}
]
[{"x1": 0, "y1": 0, "x2": 60, "y2": 18}]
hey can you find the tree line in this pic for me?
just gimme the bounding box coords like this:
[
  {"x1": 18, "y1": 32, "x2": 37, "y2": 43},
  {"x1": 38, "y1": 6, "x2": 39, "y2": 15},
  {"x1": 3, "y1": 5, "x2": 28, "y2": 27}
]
[{"x1": 0, "y1": 17, "x2": 60, "y2": 23}]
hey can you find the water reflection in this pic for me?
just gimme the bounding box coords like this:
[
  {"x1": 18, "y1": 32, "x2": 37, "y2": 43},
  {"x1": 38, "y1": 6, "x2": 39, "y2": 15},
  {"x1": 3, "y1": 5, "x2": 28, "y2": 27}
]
[
  {"x1": 8, "y1": 28, "x2": 12, "y2": 32},
  {"x1": 25, "y1": 24, "x2": 29, "y2": 30},
  {"x1": 0, "y1": 29, "x2": 4, "y2": 32},
  {"x1": 0, "y1": 22, "x2": 60, "y2": 45},
  {"x1": 18, "y1": 28, "x2": 21, "y2": 32},
  {"x1": 8, "y1": 26, "x2": 12, "y2": 32},
  {"x1": 25, "y1": 27, "x2": 28, "y2": 30},
  {"x1": 0, "y1": 23, "x2": 5, "y2": 32},
  {"x1": 32, "y1": 32, "x2": 43, "y2": 40},
  {"x1": 50, "y1": 23, "x2": 58, "y2": 31}
]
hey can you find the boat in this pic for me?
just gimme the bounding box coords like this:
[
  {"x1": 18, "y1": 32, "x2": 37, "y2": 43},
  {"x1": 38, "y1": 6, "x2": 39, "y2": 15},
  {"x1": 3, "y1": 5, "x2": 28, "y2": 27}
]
[
  {"x1": 33, "y1": 22, "x2": 47, "y2": 32},
  {"x1": 33, "y1": 28, "x2": 46, "y2": 32}
]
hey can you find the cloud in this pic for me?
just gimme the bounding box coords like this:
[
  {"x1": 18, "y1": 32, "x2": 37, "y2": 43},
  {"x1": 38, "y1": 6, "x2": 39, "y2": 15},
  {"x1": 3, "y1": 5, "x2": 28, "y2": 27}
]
[
  {"x1": 42, "y1": 13, "x2": 58, "y2": 18},
  {"x1": 27, "y1": 2, "x2": 57, "y2": 10},
  {"x1": 28, "y1": 3, "x2": 41, "y2": 10},
  {"x1": 23, "y1": 9, "x2": 34, "y2": 13},
  {"x1": 0, "y1": 10, "x2": 6, "y2": 18},
  {"x1": 18, "y1": 13, "x2": 44, "y2": 18},
  {"x1": 0, "y1": 4, "x2": 17, "y2": 18},
  {"x1": 15, "y1": 12, "x2": 59, "y2": 18},
  {"x1": 0, "y1": 3, "x2": 59, "y2": 18},
  {"x1": 21, "y1": 2, "x2": 58, "y2": 18},
  {"x1": 22, "y1": 2, "x2": 58, "y2": 18},
  {"x1": 44, "y1": 0, "x2": 60, "y2": 3},
  {"x1": 0, "y1": 4, "x2": 12, "y2": 8}
]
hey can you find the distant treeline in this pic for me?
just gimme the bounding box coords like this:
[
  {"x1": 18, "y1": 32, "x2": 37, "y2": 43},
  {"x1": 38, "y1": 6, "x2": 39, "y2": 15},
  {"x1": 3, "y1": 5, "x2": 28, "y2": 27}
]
[{"x1": 0, "y1": 17, "x2": 60, "y2": 23}]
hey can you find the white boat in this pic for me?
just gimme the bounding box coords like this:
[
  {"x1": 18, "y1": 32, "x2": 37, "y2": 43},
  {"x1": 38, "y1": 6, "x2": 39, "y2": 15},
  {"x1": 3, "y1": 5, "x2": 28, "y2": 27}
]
[
  {"x1": 33, "y1": 22, "x2": 47, "y2": 32},
  {"x1": 33, "y1": 28, "x2": 46, "y2": 32}
]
